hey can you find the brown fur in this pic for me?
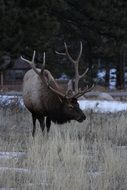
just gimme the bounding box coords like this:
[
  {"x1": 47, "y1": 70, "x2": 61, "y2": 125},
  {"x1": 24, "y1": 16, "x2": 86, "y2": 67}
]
[{"x1": 23, "y1": 68, "x2": 86, "y2": 137}]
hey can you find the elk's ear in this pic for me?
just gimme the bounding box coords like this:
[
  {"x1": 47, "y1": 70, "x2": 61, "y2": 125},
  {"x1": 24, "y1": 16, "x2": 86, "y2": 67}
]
[
  {"x1": 71, "y1": 98, "x2": 78, "y2": 104},
  {"x1": 43, "y1": 71, "x2": 56, "y2": 88},
  {"x1": 43, "y1": 71, "x2": 51, "y2": 84},
  {"x1": 66, "y1": 89, "x2": 73, "y2": 97}
]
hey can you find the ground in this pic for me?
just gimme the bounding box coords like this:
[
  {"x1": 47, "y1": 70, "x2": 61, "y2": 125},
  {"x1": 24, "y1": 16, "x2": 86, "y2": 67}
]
[{"x1": 0, "y1": 107, "x2": 127, "y2": 189}]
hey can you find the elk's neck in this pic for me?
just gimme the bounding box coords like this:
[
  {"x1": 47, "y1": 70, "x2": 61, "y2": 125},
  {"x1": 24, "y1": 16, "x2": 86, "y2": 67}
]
[{"x1": 48, "y1": 109, "x2": 71, "y2": 124}]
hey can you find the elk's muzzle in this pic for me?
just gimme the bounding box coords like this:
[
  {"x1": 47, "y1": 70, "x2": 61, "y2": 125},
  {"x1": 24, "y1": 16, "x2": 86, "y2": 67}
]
[{"x1": 77, "y1": 113, "x2": 86, "y2": 122}]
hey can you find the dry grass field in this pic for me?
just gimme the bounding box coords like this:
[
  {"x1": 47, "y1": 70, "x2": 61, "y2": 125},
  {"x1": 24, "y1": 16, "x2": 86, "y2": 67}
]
[{"x1": 0, "y1": 107, "x2": 127, "y2": 189}]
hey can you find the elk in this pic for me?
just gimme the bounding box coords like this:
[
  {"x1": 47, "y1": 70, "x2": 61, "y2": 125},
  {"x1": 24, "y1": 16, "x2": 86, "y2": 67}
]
[{"x1": 21, "y1": 42, "x2": 93, "y2": 137}]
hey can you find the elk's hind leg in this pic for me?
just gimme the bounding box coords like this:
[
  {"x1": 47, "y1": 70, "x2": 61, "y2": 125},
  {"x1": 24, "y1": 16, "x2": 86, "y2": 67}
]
[
  {"x1": 46, "y1": 117, "x2": 51, "y2": 132},
  {"x1": 32, "y1": 113, "x2": 37, "y2": 137}
]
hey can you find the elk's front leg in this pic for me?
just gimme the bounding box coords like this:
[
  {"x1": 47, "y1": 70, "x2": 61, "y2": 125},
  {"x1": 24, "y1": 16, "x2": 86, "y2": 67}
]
[
  {"x1": 46, "y1": 117, "x2": 51, "y2": 132},
  {"x1": 32, "y1": 113, "x2": 37, "y2": 137},
  {"x1": 37, "y1": 115, "x2": 45, "y2": 133}
]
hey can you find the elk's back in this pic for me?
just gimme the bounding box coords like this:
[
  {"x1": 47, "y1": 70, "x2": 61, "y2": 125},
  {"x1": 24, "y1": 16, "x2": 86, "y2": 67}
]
[{"x1": 23, "y1": 69, "x2": 49, "y2": 113}]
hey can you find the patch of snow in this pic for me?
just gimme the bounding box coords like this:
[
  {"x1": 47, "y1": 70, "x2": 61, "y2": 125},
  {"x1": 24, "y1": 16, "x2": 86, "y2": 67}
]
[
  {"x1": 87, "y1": 171, "x2": 103, "y2": 177},
  {"x1": 0, "y1": 152, "x2": 26, "y2": 159},
  {"x1": 0, "y1": 167, "x2": 30, "y2": 173},
  {"x1": 0, "y1": 95, "x2": 24, "y2": 108},
  {"x1": 0, "y1": 188, "x2": 16, "y2": 190},
  {"x1": 97, "y1": 69, "x2": 106, "y2": 79},
  {"x1": 97, "y1": 92, "x2": 114, "y2": 100},
  {"x1": 1, "y1": 95, "x2": 127, "y2": 113},
  {"x1": 79, "y1": 100, "x2": 127, "y2": 113}
]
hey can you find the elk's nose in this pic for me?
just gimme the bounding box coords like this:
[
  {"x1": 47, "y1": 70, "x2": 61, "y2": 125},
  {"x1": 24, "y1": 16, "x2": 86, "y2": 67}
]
[{"x1": 77, "y1": 113, "x2": 86, "y2": 122}]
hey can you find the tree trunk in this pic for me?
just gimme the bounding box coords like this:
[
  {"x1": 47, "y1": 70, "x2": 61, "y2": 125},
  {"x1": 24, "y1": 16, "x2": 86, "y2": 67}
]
[
  {"x1": 0, "y1": 71, "x2": 4, "y2": 90},
  {"x1": 105, "y1": 62, "x2": 110, "y2": 88},
  {"x1": 116, "y1": 52, "x2": 125, "y2": 89},
  {"x1": 87, "y1": 41, "x2": 93, "y2": 84}
]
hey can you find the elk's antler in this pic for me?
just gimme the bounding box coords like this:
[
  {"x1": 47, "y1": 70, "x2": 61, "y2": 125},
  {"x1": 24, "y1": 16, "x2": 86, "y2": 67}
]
[
  {"x1": 21, "y1": 50, "x2": 45, "y2": 76},
  {"x1": 56, "y1": 42, "x2": 93, "y2": 98},
  {"x1": 21, "y1": 51, "x2": 69, "y2": 99}
]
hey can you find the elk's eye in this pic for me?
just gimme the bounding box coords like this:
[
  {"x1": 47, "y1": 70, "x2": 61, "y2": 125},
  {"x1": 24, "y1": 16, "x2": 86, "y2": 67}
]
[{"x1": 68, "y1": 104, "x2": 73, "y2": 109}]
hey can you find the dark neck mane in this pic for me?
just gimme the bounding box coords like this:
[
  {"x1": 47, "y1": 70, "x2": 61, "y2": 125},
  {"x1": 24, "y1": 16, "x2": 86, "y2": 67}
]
[{"x1": 49, "y1": 110, "x2": 71, "y2": 124}]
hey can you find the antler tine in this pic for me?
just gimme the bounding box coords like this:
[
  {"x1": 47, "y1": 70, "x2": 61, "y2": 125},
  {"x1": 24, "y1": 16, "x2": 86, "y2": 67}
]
[
  {"x1": 55, "y1": 51, "x2": 66, "y2": 56},
  {"x1": 32, "y1": 50, "x2": 36, "y2": 63},
  {"x1": 56, "y1": 42, "x2": 82, "y2": 64},
  {"x1": 48, "y1": 84, "x2": 69, "y2": 98},
  {"x1": 55, "y1": 42, "x2": 80, "y2": 64},
  {"x1": 55, "y1": 42, "x2": 94, "y2": 99},
  {"x1": 21, "y1": 55, "x2": 32, "y2": 65},
  {"x1": 21, "y1": 50, "x2": 36, "y2": 65},
  {"x1": 76, "y1": 41, "x2": 83, "y2": 62},
  {"x1": 41, "y1": 52, "x2": 45, "y2": 71},
  {"x1": 74, "y1": 84, "x2": 94, "y2": 99},
  {"x1": 64, "y1": 42, "x2": 76, "y2": 64},
  {"x1": 79, "y1": 68, "x2": 89, "y2": 79},
  {"x1": 21, "y1": 50, "x2": 41, "y2": 76}
]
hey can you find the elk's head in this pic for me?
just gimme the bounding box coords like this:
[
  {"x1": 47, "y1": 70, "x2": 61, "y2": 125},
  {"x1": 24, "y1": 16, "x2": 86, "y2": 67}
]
[
  {"x1": 49, "y1": 41, "x2": 94, "y2": 123},
  {"x1": 61, "y1": 97, "x2": 86, "y2": 122}
]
